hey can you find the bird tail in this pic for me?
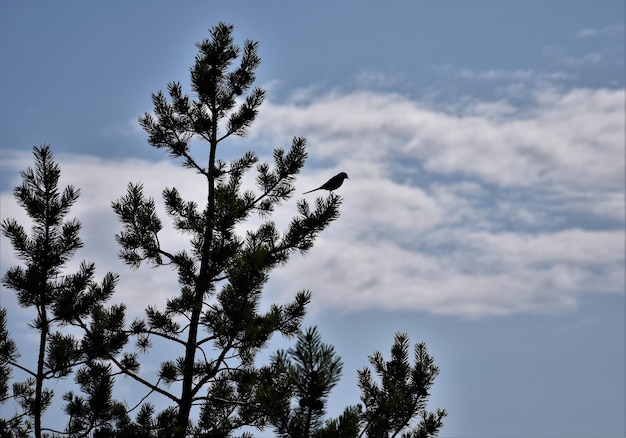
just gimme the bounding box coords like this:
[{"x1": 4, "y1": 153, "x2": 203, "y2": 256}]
[{"x1": 302, "y1": 188, "x2": 319, "y2": 194}]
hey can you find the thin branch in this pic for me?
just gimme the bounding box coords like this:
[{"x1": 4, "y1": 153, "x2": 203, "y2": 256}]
[
  {"x1": 181, "y1": 149, "x2": 208, "y2": 177},
  {"x1": 141, "y1": 329, "x2": 186, "y2": 346},
  {"x1": 248, "y1": 172, "x2": 295, "y2": 209},
  {"x1": 358, "y1": 422, "x2": 369, "y2": 438},
  {"x1": 216, "y1": 127, "x2": 240, "y2": 144},
  {"x1": 197, "y1": 343, "x2": 209, "y2": 365},
  {"x1": 211, "y1": 273, "x2": 230, "y2": 282},
  {"x1": 196, "y1": 334, "x2": 217, "y2": 346},
  {"x1": 6, "y1": 360, "x2": 36, "y2": 378},
  {"x1": 43, "y1": 358, "x2": 90, "y2": 379},
  {"x1": 72, "y1": 315, "x2": 179, "y2": 404},
  {"x1": 108, "y1": 355, "x2": 180, "y2": 404},
  {"x1": 192, "y1": 394, "x2": 259, "y2": 407},
  {"x1": 191, "y1": 339, "x2": 234, "y2": 398},
  {"x1": 153, "y1": 232, "x2": 176, "y2": 263},
  {"x1": 126, "y1": 378, "x2": 163, "y2": 413}
]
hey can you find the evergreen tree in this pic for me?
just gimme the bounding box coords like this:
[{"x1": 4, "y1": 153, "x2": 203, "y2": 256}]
[
  {"x1": 1, "y1": 24, "x2": 447, "y2": 438},
  {"x1": 109, "y1": 22, "x2": 342, "y2": 436},
  {"x1": 1, "y1": 145, "x2": 125, "y2": 437},
  {"x1": 258, "y1": 327, "x2": 345, "y2": 437},
  {"x1": 358, "y1": 333, "x2": 447, "y2": 437},
  {"x1": 0, "y1": 308, "x2": 22, "y2": 436},
  {"x1": 256, "y1": 330, "x2": 446, "y2": 438}
]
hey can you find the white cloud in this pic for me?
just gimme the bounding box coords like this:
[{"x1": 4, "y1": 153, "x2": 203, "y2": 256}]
[
  {"x1": 251, "y1": 84, "x2": 625, "y2": 316},
  {"x1": 351, "y1": 70, "x2": 411, "y2": 90},
  {"x1": 576, "y1": 25, "x2": 625, "y2": 38},
  {"x1": 1, "y1": 83, "x2": 623, "y2": 319},
  {"x1": 452, "y1": 67, "x2": 571, "y2": 82},
  {"x1": 543, "y1": 43, "x2": 621, "y2": 69},
  {"x1": 102, "y1": 117, "x2": 144, "y2": 137},
  {"x1": 558, "y1": 53, "x2": 603, "y2": 67},
  {"x1": 253, "y1": 86, "x2": 623, "y2": 194},
  {"x1": 267, "y1": 198, "x2": 622, "y2": 317}
]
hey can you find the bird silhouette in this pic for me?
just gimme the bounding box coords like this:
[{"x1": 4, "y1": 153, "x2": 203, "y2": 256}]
[{"x1": 303, "y1": 172, "x2": 349, "y2": 194}]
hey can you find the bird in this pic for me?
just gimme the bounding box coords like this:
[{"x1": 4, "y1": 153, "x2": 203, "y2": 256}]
[{"x1": 303, "y1": 172, "x2": 349, "y2": 194}]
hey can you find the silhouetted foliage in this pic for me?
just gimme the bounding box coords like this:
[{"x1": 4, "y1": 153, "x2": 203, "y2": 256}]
[
  {"x1": 358, "y1": 333, "x2": 446, "y2": 437},
  {"x1": 255, "y1": 330, "x2": 446, "y2": 438},
  {"x1": 0, "y1": 23, "x2": 447, "y2": 438},
  {"x1": 1, "y1": 145, "x2": 123, "y2": 437},
  {"x1": 256, "y1": 327, "x2": 344, "y2": 437},
  {"x1": 108, "y1": 22, "x2": 342, "y2": 437},
  {"x1": 0, "y1": 308, "x2": 20, "y2": 435}
]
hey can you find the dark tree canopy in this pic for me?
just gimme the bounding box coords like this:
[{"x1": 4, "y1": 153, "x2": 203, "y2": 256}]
[
  {"x1": 1, "y1": 145, "x2": 123, "y2": 437},
  {"x1": 358, "y1": 333, "x2": 447, "y2": 437},
  {"x1": 110, "y1": 22, "x2": 343, "y2": 436},
  {"x1": 0, "y1": 23, "x2": 446, "y2": 438}
]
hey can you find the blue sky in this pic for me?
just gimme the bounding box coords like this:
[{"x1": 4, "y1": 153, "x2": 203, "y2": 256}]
[{"x1": 1, "y1": 2, "x2": 624, "y2": 437}]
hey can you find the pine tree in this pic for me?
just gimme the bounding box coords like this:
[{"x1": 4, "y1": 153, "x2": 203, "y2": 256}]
[
  {"x1": 1, "y1": 24, "x2": 448, "y2": 438},
  {"x1": 358, "y1": 333, "x2": 447, "y2": 437},
  {"x1": 257, "y1": 327, "x2": 345, "y2": 437},
  {"x1": 109, "y1": 23, "x2": 342, "y2": 436},
  {"x1": 1, "y1": 145, "x2": 124, "y2": 437},
  {"x1": 256, "y1": 330, "x2": 446, "y2": 438},
  {"x1": 0, "y1": 308, "x2": 21, "y2": 435}
]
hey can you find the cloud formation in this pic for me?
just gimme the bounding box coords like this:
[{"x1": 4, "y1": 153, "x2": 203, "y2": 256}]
[
  {"x1": 1, "y1": 83, "x2": 623, "y2": 318},
  {"x1": 251, "y1": 84, "x2": 624, "y2": 317},
  {"x1": 576, "y1": 25, "x2": 625, "y2": 38}
]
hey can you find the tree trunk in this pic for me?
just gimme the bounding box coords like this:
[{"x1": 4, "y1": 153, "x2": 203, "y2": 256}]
[
  {"x1": 34, "y1": 305, "x2": 48, "y2": 438},
  {"x1": 174, "y1": 129, "x2": 218, "y2": 438},
  {"x1": 175, "y1": 304, "x2": 200, "y2": 437}
]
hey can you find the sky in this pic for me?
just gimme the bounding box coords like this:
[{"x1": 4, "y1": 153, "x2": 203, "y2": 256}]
[{"x1": 0, "y1": 2, "x2": 624, "y2": 437}]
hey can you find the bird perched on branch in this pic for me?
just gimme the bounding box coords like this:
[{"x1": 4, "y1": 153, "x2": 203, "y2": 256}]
[{"x1": 303, "y1": 172, "x2": 349, "y2": 194}]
